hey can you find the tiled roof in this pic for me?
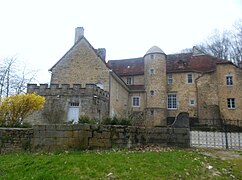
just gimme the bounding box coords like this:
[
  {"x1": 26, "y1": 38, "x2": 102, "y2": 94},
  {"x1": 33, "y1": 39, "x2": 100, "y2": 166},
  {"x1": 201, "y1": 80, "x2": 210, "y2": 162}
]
[
  {"x1": 108, "y1": 57, "x2": 144, "y2": 76},
  {"x1": 166, "y1": 53, "x2": 227, "y2": 73},
  {"x1": 108, "y1": 53, "x2": 229, "y2": 76},
  {"x1": 127, "y1": 85, "x2": 145, "y2": 91}
]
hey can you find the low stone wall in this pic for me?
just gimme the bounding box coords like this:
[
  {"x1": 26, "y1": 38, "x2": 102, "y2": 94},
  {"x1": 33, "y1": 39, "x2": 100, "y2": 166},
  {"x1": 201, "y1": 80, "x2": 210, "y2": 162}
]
[
  {"x1": 0, "y1": 128, "x2": 33, "y2": 154},
  {"x1": 0, "y1": 125, "x2": 190, "y2": 153}
]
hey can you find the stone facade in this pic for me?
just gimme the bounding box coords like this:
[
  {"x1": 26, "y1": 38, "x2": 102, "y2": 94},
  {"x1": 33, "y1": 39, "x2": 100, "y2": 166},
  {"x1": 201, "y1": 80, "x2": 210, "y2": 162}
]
[
  {"x1": 0, "y1": 125, "x2": 190, "y2": 153},
  {"x1": 26, "y1": 27, "x2": 242, "y2": 126},
  {"x1": 50, "y1": 37, "x2": 110, "y2": 91},
  {"x1": 216, "y1": 63, "x2": 242, "y2": 120},
  {"x1": 25, "y1": 84, "x2": 109, "y2": 124},
  {"x1": 109, "y1": 72, "x2": 129, "y2": 117}
]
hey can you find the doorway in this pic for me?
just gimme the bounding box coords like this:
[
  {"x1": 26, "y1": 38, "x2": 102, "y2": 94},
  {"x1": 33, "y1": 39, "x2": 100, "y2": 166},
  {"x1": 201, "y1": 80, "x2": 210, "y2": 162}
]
[{"x1": 67, "y1": 102, "x2": 80, "y2": 123}]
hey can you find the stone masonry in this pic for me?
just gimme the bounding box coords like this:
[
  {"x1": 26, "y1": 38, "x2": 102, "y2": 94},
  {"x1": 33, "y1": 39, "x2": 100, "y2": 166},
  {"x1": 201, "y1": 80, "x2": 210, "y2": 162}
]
[
  {"x1": 0, "y1": 125, "x2": 190, "y2": 153},
  {"x1": 25, "y1": 84, "x2": 109, "y2": 124}
]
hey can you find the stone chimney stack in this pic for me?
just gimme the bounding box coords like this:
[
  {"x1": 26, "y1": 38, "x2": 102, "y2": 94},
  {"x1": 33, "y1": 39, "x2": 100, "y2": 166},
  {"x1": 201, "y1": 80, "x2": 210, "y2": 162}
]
[
  {"x1": 75, "y1": 27, "x2": 84, "y2": 43},
  {"x1": 97, "y1": 48, "x2": 106, "y2": 62}
]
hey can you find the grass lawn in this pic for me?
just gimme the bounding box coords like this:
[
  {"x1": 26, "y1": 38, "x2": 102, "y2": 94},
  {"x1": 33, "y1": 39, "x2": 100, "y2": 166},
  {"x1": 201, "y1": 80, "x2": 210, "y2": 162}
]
[{"x1": 0, "y1": 147, "x2": 241, "y2": 179}]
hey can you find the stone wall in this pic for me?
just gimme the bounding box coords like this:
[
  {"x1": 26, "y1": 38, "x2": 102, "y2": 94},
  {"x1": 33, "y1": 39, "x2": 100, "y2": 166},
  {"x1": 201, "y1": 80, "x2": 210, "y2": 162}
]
[
  {"x1": 167, "y1": 72, "x2": 200, "y2": 118},
  {"x1": 25, "y1": 84, "x2": 109, "y2": 124},
  {"x1": 0, "y1": 128, "x2": 33, "y2": 153},
  {"x1": 197, "y1": 72, "x2": 220, "y2": 119},
  {"x1": 216, "y1": 63, "x2": 242, "y2": 120},
  {"x1": 0, "y1": 125, "x2": 190, "y2": 153},
  {"x1": 109, "y1": 73, "x2": 129, "y2": 118}
]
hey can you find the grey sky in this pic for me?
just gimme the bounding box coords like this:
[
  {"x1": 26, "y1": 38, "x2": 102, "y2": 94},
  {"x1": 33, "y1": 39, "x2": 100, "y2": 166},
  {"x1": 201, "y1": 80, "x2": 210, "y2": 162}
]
[{"x1": 0, "y1": 0, "x2": 241, "y2": 83}]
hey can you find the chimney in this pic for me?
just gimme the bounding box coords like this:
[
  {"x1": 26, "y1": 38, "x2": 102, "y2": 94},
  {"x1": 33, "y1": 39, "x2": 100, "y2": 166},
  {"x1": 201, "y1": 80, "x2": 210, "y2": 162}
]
[
  {"x1": 192, "y1": 46, "x2": 205, "y2": 56},
  {"x1": 75, "y1": 27, "x2": 84, "y2": 43},
  {"x1": 97, "y1": 48, "x2": 106, "y2": 62}
]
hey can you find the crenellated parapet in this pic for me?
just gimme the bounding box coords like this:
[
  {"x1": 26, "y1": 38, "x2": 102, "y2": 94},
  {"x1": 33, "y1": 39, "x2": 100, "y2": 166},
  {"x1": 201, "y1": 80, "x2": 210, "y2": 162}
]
[{"x1": 27, "y1": 83, "x2": 109, "y2": 98}]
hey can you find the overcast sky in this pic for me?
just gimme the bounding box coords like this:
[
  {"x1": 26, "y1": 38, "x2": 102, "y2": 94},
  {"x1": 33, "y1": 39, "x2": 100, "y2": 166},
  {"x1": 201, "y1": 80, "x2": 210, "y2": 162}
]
[{"x1": 0, "y1": 0, "x2": 242, "y2": 83}]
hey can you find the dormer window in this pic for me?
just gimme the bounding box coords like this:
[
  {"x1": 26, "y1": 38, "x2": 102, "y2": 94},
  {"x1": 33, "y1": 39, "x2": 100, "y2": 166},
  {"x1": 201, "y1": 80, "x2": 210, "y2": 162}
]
[
  {"x1": 178, "y1": 60, "x2": 185, "y2": 69},
  {"x1": 127, "y1": 77, "x2": 132, "y2": 85}
]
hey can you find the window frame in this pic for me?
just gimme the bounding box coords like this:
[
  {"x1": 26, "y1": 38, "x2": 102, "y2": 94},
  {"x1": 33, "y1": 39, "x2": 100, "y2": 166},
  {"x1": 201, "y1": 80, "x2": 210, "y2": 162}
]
[
  {"x1": 132, "y1": 96, "x2": 140, "y2": 107},
  {"x1": 150, "y1": 109, "x2": 154, "y2": 116},
  {"x1": 167, "y1": 73, "x2": 173, "y2": 84},
  {"x1": 167, "y1": 93, "x2": 177, "y2": 110},
  {"x1": 189, "y1": 98, "x2": 196, "y2": 106},
  {"x1": 227, "y1": 98, "x2": 235, "y2": 109},
  {"x1": 69, "y1": 102, "x2": 80, "y2": 107},
  {"x1": 150, "y1": 90, "x2": 155, "y2": 96},
  {"x1": 150, "y1": 68, "x2": 155, "y2": 75},
  {"x1": 226, "y1": 75, "x2": 233, "y2": 86},
  {"x1": 126, "y1": 77, "x2": 132, "y2": 85},
  {"x1": 187, "y1": 73, "x2": 193, "y2": 84}
]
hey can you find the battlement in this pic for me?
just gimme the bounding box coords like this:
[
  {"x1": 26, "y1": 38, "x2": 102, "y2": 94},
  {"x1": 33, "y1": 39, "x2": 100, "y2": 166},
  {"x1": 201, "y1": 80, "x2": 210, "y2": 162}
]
[{"x1": 27, "y1": 83, "x2": 109, "y2": 98}]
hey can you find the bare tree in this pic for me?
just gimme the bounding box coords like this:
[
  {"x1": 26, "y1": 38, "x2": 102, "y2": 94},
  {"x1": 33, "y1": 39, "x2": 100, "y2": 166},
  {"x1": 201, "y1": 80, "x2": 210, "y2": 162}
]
[
  {"x1": 198, "y1": 30, "x2": 232, "y2": 60},
  {"x1": 196, "y1": 19, "x2": 242, "y2": 65},
  {"x1": 231, "y1": 19, "x2": 242, "y2": 63},
  {"x1": 0, "y1": 57, "x2": 37, "y2": 99}
]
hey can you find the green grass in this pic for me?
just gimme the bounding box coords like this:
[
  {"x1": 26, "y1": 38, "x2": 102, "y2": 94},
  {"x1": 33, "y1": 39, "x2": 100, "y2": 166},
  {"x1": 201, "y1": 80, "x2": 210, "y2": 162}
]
[{"x1": 0, "y1": 148, "x2": 241, "y2": 179}]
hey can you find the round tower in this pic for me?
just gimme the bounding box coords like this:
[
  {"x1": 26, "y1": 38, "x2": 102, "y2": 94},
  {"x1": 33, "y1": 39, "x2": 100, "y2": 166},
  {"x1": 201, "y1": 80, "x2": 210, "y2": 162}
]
[{"x1": 144, "y1": 46, "x2": 167, "y2": 126}]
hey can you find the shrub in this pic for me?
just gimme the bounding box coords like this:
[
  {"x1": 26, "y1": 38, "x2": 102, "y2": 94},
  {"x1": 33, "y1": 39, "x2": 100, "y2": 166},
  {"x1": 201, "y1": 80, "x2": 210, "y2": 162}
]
[
  {"x1": 78, "y1": 115, "x2": 91, "y2": 124},
  {"x1": 101, "y1": 116, "x2": 132, "y2": 126},
  {"x1": 119, "y1": 117, "x2": 131, "y2": 126},
  {"x1": 101, "y1": 117, "x2": 112, "y2": 125},
  {"x1": 111, "y1": 116, "x2": 119, "y2": 125},
  {"x1": 0, "y1": 93, "x2": 45, "y2": 126}
]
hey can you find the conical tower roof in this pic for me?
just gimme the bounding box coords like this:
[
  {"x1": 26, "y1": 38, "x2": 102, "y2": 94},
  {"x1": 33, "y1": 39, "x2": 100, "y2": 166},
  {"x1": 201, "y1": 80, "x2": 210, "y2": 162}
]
[{"x1": 145, "y1": 46, "x2": 165, "y2": 55}]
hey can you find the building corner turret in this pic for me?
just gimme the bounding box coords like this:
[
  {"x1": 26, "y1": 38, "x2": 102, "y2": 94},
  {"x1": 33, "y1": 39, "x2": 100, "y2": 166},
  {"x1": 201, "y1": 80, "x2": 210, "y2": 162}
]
[{"x1": 144, "y1": 46, "x2": 167, "y2": 126}]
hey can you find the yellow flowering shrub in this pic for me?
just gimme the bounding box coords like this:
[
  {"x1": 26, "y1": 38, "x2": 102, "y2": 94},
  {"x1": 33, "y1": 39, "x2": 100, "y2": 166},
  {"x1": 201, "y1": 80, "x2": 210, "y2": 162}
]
[{"x1": 0, "y1": 93, "x2": 45, "y2": 125}]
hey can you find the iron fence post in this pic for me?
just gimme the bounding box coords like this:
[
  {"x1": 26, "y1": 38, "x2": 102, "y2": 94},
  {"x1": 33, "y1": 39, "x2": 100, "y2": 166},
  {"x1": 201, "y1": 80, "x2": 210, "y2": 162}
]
[{"x1": 224, "y1": 122, "x2": 229, "y2": 149}]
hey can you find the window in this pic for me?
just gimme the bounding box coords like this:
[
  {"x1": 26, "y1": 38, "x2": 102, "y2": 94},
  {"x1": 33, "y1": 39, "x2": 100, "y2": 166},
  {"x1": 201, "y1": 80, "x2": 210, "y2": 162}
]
[
  {"x1": 187, "y1": 73, "x2": 193, "y2": 84},
  {"x1": 167, "y1": 73, "x2": 173, "y2": 84},
  {"x1": 132, "y1": 96, "x2": 140, "y2": 107},
  {"x1": 69, "y1": 102, "x2": 80, "y2": 107},
  {"x1": 150, "y1": 54, "x2": 154, "y2": 59},
  {"x1": 127, "y1": 77, "x2": 132, "y2": 85},
  {"x1": 227, "y1": 98, "x2": 235, "y2": 109},
  {"x1": 226, "y1": 75, "x2": 233, "y2": 86},
  {"x1": 150, "y1": 68, "x2": 155, "y2": 75},
  {"x1": 167, "y1": 94, "x2": 177, "y2": 109},
  {"x1": 150, "y1": 109, "x2": 154, "y2": 116},
  {"x1": 189, "y1": 99, "x2": 196, "y2": 106},
  {"x1": 150, "y1": 90, "x2": 155, "y2": 96}
]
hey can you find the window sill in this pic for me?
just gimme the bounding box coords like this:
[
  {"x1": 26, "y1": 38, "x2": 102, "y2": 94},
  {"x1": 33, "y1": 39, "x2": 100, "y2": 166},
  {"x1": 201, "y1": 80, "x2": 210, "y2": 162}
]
[{"x1": 167, "y1": 108, "x2": 177, "y2": 110}]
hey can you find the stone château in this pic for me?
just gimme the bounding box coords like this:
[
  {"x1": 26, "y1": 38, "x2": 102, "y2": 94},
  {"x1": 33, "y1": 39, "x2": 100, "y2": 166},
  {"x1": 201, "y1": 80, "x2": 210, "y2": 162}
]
[{"x1": 25, "y1": 27, "x2": 242, "y2": 126}]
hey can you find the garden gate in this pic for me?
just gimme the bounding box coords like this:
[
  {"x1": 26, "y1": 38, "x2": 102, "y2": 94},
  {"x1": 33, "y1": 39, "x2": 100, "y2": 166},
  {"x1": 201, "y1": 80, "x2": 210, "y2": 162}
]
[{"x1": 190, "y1": 119, "x2": 242, "y2": 149}]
